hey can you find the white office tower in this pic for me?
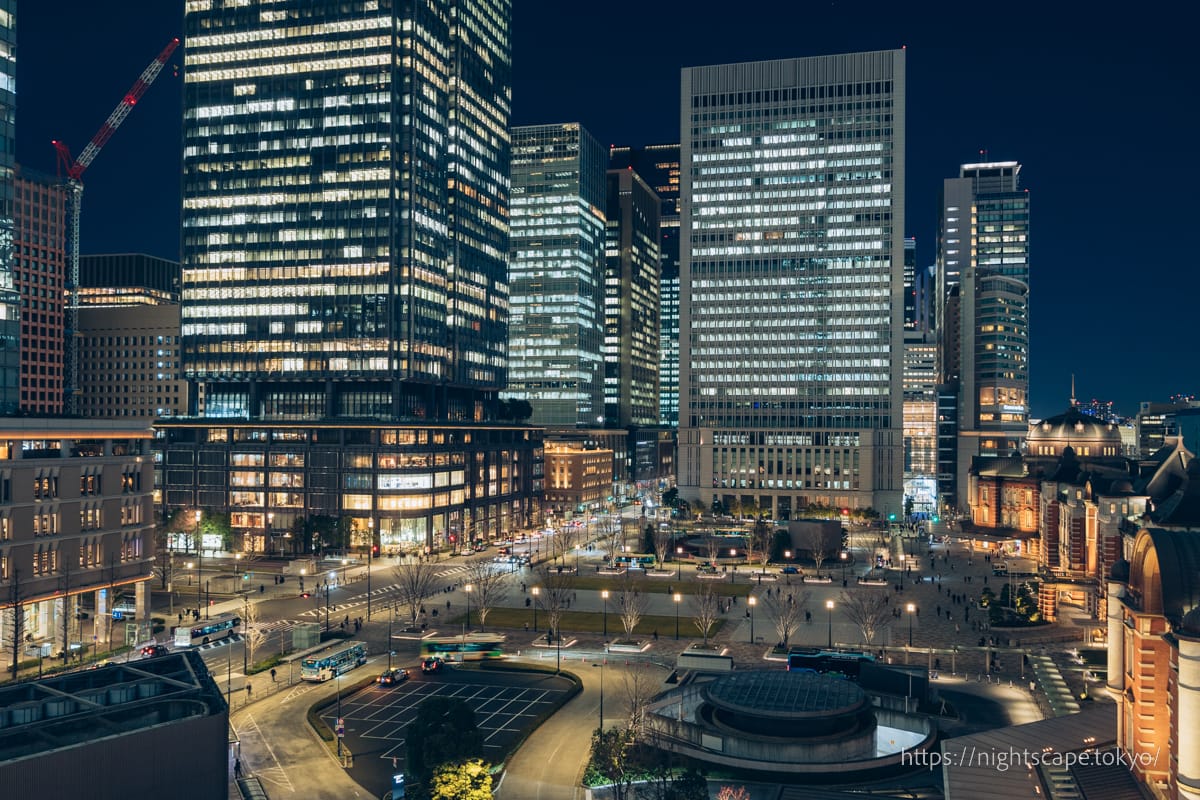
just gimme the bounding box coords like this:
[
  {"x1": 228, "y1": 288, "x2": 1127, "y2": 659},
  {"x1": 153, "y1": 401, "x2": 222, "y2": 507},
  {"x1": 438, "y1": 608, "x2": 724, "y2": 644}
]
[{"x1": 678, "y1": 50, "x2": 906, "y2": 519}]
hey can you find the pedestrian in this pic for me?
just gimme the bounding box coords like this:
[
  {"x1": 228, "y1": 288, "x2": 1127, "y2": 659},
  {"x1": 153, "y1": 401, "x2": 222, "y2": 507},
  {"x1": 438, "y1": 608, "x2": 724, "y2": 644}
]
[
  {"x1": 270, "y1": 668, "x2": 277, "y2": 682},
  {"x1": 235, "y1": 759, "x2": 242, "y2": 777},
  {"x1": 246, "y1": 683, "x2": 252, "y2": 697},
  {"x1": 447, "y1": 600, "x2": 451, "y2": 609},
  {"x1": 653, "y1": 630, "x2": 658, "y2": 640}
]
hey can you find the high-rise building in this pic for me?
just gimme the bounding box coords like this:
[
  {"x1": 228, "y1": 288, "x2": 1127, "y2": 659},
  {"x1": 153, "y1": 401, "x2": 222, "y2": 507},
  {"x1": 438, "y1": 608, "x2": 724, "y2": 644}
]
[
  {"x1": 12, "y1": 166, "x2": 67, "y2": 415},
  {"x1": 181, "y1": 0, "x2": 511, "y2": 421},
  {"x1": 902, "y1": 236, "x2": 917, "y2": 329},
  {"x1": 903, "y1": 330, "x2": 938, "y2": 515},
  {"x1": 0, "y1": 0, "x2": 16, "y2": 416},
  {"x1": 678, "y1": 50, "x2": 906, "y2": 519},
  {"x1": 506, "y1": 122, "x2": 606, "y2": 426},
  {"x1": 938, "y1": 161, "x2": 1030, "y2": 508},
  {"x1": 79, "y1": 253, "x2": 180, "y2": 305},
  {"x1": 604, "y1": 167, "x2": 660, "y2": 428},
  {"x1": 78, "y1": 301, "x2": 187, "y2": 419},
  {"x1": 609, "y1": 144, "x2": 680, "y2": 427},
  {"x1": 165, "y1": 1, "x2": 542, "y2": 553}
]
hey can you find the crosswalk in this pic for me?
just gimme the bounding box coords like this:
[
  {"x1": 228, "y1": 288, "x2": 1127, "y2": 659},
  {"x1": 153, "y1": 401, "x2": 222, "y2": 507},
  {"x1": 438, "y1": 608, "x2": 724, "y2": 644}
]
[{"x1": 296, "y1": 564, "x2": 472, "y2": 619}]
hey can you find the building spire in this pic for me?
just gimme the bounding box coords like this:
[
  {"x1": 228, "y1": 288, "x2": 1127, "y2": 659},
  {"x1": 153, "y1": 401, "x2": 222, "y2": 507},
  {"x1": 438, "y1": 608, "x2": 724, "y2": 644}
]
[{"x1": 1071, "y1": 374, "x2": 1076, "y2": 407}]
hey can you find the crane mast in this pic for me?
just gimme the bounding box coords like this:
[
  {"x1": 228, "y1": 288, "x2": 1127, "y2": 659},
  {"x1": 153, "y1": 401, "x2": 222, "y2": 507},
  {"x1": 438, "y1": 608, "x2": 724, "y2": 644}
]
[{"x1": 52, "y1": 37, "x2": 179, "y2": 414}]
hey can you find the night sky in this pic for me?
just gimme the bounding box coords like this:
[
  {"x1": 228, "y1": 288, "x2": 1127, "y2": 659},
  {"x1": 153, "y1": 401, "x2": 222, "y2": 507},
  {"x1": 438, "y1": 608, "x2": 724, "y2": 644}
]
[{"x1": 13, "y1": 1, "x2": 1196, "y2": 419}]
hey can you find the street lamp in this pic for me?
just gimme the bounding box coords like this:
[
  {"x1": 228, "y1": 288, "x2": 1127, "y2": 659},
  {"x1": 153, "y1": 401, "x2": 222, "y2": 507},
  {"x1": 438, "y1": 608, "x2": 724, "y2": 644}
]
[
  {"x1": 366, "y1": 518, "x2": 374, "y2": 620},
  {"x1": 464, "y1": 584, "x2": 473, "y2": 636},
  {"x1": 676, "y1": 546, "x2": 683, "y2": 579},
  {"x1": 840, "y1": 550, "x2": 848, "y2": 585},
  {"x1": 826, "y1": 599, "x2": 834, "y2": 648},
  {"x1": 601, "y1": 589, "x2": 609, "y2": 639},
  {"x1": 593, "y1": 660, "x2": 605, "y2": 731},
  {"x1": 673, "y1": 592, "x2": 682, "y2": 640},
  {"x1": 531, "y1": 586, "x2": 539, "y2": 632},
  {"x1": 748, "y1": 596, "x2": 756, "y2": 644},
  {"x1": 194, "y1": 510, "x2": 203, "y2": 614},
  {"x1": 906, "y1": 602, "x2": 915, "y2": 647},
  {"x1": 186, "y1": 561, "x2": 194, "y2": 586}
]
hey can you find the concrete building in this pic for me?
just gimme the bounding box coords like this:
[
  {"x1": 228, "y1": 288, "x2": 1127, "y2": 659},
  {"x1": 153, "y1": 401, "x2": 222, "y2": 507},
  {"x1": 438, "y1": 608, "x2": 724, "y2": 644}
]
[
  {"x1": 77, "y1": 302, "x2": 187, "y2": 419},
  {"x1": 0, "y1": 419, "x2": 156, "y2": 669},
  {"x1": 603, "y1": 167, "x2": 661, "y2": 428},
  {"x1": 678, "y1": 50, "x2": 906, "y2": 519},
  {"x1": 0, "y1": 651, "x2": 228, "y2": 800},
  {"x1": 903, "y1": 330, "x2": 938, "y2": 515},
  {"x1": 938, "y1": 161, "x2": 1031, "y2": 508},
  {"x1": 609, "y1": 144, "x2": 681, "y2": 427},
  {"x1": 1135, "y1": 398, "x2": 1200, "y2": 456},
  {"x1": 78, "y1": 252, "x2": 180, "y2": 305},
  {"x1": 507, "y1": 123, "x2": 606, "y2": 426},
  {"x1": 11, "y1": 166, "x2": 67, "y2": 415},
  {"x1": 543, "y1": 443, "x2": 614, "y2": 513}
]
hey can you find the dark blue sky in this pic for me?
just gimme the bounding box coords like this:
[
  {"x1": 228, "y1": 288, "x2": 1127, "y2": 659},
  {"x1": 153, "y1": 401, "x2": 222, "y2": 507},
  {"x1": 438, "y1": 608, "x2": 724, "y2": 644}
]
[{"x1": 14, "y1": 1, "x2": 1196, "y2": 419}]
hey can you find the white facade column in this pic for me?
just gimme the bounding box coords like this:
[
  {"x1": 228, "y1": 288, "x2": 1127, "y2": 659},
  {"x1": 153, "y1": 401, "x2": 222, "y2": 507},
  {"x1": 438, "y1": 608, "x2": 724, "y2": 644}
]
[
  {"x1": 1178, "y1": 633, "x2": 1200, "y2": 800},
  {"x1": 1106, "y1": 580, "x2": 1125, "y2": 695}
]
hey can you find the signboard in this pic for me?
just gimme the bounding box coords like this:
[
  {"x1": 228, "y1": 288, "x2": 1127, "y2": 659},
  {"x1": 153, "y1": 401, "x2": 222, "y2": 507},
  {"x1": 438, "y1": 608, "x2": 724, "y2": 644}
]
[
  {"x1": 336, "y1": 718, "x2": 345, "y2": 738},
  {"x1": 97, "y1": 588, "x2": 108, "y2": 618},
  {"x1": 391, "y1": 773, "x2": 406, "y2": 799}
]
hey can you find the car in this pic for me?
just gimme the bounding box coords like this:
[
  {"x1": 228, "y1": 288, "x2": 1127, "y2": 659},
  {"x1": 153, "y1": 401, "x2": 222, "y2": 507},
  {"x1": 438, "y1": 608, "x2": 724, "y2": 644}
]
[
  {"x1": 696, "y1": 563, "x2": 717, "y2": 574},
  {"x1": 460, "y1": 548, "x2": 475, "y2": 556},
  {"x1": 780, "y1": 566, "x2": 800, "y2": 575},
  {"x1": 140, "y1": 644, "x2": 169, "y2": 658},
  {"x1": 377, "y1": 667, "x2": 409, "y2": 686},
  {"x1": 421, "y1": 656, "x2": 444, "y2": 673}
]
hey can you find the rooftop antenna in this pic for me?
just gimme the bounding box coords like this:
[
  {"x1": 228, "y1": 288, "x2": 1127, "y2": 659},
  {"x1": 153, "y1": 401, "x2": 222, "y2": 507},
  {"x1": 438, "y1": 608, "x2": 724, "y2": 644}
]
[{"x1": 1071, "y1": 374, "x2": 1076, "y2": 407}]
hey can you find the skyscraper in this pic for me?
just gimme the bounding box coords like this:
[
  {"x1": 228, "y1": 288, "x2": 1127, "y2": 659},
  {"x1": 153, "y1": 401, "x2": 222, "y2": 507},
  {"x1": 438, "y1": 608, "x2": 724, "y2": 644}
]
[
  {"x1": 181, "y1": 0, "x2": 511, "y2": 421},
  {"x1": 604, "y1": 167, "x2": 661, "y2": 428},
  {"x1": 937, "y1": 161, "x2": 1030, "y2": 505},
  {"x1": 902, "y1": 236, "x2": 917, "y2": 329},
  {"x1": 164, "y1": 0, "x2": 542, "y2": 553},
  {"x1": 506, "y1": 122, "x2": 606, "y2": 426},
  {"x1": 609, "y1": 144, "x2": 681, "y2": 427},
  {"x1": 678, "y1": 50, "x2": 906, "y2": 518},
  {"x1": 0, "y1": 0, "x2": 17, "y2": 415}
]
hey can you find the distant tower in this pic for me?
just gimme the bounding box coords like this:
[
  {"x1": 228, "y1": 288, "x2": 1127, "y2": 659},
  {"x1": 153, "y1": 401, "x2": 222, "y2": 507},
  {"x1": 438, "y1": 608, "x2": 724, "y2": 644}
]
[
  {"x1": 506, "y1": 123, "x2": 607, "y2": 426},
  {"x1": 603, "y1": 167, "x2": 661, "y2": 428},
  {"x1": 938, "y1": 160, "x2": 1030, "y2": 505}
]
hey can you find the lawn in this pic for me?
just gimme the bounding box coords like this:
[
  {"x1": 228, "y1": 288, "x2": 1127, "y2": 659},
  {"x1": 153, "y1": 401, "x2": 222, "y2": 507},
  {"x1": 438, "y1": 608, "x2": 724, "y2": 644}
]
[{"x1": 445, "y1": 607, "x2": 727, "y2": 639}]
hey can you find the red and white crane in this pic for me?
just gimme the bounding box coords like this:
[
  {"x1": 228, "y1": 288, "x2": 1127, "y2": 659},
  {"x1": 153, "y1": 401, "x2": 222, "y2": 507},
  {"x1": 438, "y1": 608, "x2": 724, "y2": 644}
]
[{"x1": 52, "y1": 36, "x2": 179, "y2": 413}]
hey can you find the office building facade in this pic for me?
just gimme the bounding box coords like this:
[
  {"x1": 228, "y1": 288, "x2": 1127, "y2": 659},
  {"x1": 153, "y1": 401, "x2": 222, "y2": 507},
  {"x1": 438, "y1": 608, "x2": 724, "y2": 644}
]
[
  {"x1": 0, "y1": 0, "x2": 16, "y2": 415},
  {"x1": 78, "y1": 302, "x2": 187, "y2": 419},
  {"x1": 506, "y1": 123, "x2": 606, "y2": 426},
  {"x1": 938, "y1": 161, "x2": 1030, "y2": 508},
  {"x1": 678, "y1": 50, "x2": 906, "y2": 518},
  {"x1": 79, "y1": 253, "x2": 180, "y2": 305},
  {"x1": 174, "y1": 1, "x2": 541, "y2": 551},
  {"x1": 604, "y1": 167, "x2": 661, "y2": 428},
  {"x1": 12, "y1": 166, "x2": 67, "y2": 415},
  {"x1": 610, "y1": 144, "x2": 681, "y2": 427}
]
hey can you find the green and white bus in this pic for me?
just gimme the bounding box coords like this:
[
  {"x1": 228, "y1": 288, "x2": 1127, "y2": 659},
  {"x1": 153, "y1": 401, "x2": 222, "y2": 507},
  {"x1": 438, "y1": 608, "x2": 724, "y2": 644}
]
[
  {"x1": 419, "y1": 634, "x2": 504, "y2": 662},
  {"x1": 300, "y1": 641, "x2": 368, "y2": 682}
]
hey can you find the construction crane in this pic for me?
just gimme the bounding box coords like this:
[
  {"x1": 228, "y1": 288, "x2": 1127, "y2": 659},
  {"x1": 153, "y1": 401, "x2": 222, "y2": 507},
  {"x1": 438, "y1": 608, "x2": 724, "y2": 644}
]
[{"x1": 52, "y1": 36, "x2": 180, "y2": 414}]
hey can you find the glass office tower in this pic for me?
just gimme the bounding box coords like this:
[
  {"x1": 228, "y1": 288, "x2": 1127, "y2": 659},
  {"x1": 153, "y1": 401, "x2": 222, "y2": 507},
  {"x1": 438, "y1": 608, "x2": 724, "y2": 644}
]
[
  {"x1": 678, "y1": 50, "x2": 906, "y2": 519},
  {"x1": 506, "y1": 122, "x2": 606, "y2": 426},
  {"x1": 0, "y1": 0, "x2": 17, "y2": 415},
  {"x1": 181, "y1": 0, "x2": 511, "y2": 422}
]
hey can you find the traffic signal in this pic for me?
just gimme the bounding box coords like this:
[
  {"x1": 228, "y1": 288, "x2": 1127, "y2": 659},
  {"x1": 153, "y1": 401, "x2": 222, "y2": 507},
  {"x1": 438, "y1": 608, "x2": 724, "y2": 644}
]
[
  {"x1": 372, "y1": 545, "x2": 380, "y2": 557},
  {"x1": 888, "y1": 513, "x2": 897, "y2": 521},
  {"x1": 932, "y1": 515, "x2": 941, "y2": 524}
]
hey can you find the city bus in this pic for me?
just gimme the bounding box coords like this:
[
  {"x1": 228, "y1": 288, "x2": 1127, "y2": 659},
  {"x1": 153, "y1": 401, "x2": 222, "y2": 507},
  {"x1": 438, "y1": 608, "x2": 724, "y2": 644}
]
[
  {"x1": 786, "y1": 649, "x2": 875, "y2": 678},
  {"x1": 300, "y1": 641, "x2": 369, "y2": 682},
  {"x1": 419, "y1": 634, "x2": 505, "y2": 662},
  {"x1": 613, "y1": 553, "x2": 656, "y2": 569},
  {"x1": 174, "y1": 613, "x2": 242, "y2": 647}
]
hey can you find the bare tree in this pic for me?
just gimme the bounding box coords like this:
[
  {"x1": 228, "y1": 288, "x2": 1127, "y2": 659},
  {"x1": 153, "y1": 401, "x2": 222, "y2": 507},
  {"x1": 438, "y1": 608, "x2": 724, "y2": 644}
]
[
  {"x1": 533, "y1": 564, "x2": 572, "y2": 641},
  {"x1": 762, "y1": 588, "x2": 810, "y2": 649},
  {"x1": 689, "y1": 583, "x2": 721, "y2": 645},
  {"x1": 391, "y1": 560, "x2": 441, "y2": 624},
  {"x1": 805, "y1": 525, "x2": 839, "y2": 575},
  {"x1": 463, "y1": 557, "x2": 508, "y2": 630},
  {"x1": 556, "y1": 524, "x2": 580, "y2": 567},
  {"x1": 838, "y1": 589, "x2": 893, "y2": 645},
  {"x1": 4, "y1": 568, "x2": 24, "y2": 679},
  {"x1": 652, "y1": 525, "x2": 673, "y2": 568},
  {"x1": 241, "y1": 597, "x2": 269, "y2": 669},
  {"x1": 616, "y1": 573, "x2": 648, "y2": 640},
  {"x1": 602, "y1": 517, "x2": 623, "y2": 563},
  {"x1": 702, "y1": 533, "x2": 722, "y2": 566},
  {"x1": 621, "y1": 662, "x2": 661, "y2": 741},
  {"x1": 748, "y1": 519, "x2": 773, "y2": 573}
]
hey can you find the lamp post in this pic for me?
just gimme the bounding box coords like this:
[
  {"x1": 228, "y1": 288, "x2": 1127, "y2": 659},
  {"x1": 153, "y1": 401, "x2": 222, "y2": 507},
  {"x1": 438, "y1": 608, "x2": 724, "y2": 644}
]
[
  {"x1": 387, "y1": 606, "x2": 394, "y2": 670},
  {"x1": 194, "y1": 510, "x2": 203, "y2": 614},
  {"x1": 336, "y1": 671, "x2": 343, "y2": 759},
  {"x1": 601, "y1": 590, "x2": 609, "y2": 639},
  {"x1": 593, "y1": 659, "x2": 605, "y2": 731},
  {"x1": 748, "y1": 596, "x2": 756, "y2": 644},
  {"x1": 531, "y1": 586, "x2": 539, "y2": 632},
  {"x1": 325, "y1": 574, "x2": 333, "y2": 631},
  {"x1": 242, "y1": 597, "x2": 250, "y2": 677},
  {"x1": 205, "y1": 579, "x2": 211, "y2": 619},
  {"x1": 826, "y1": 599, "x2": 834, "y2": 648},
  {"x1": 906, "y1": 602, "x2": 915, "y2": 647},
  {"x1": 366, "y1": 518, "x2": 374, "y2": 621},
  {"x1": 187, "y1": 561, "x2": 194, "y2": 586},
  {"x1": 676, "y1": 546, "x2": 683, "y2": 579},
  {"x1": 840, "y1": 550, "x2": 848, "y2": 585},
  {"x1": 673, "y1": 592, "x2": 682, "y2": 640},
  {"x1": 266, "y1": 511, "x2": 274, "y2": 555},
  {"x1": 464, "y1": 584, "x2": 473, "y2": 637}
]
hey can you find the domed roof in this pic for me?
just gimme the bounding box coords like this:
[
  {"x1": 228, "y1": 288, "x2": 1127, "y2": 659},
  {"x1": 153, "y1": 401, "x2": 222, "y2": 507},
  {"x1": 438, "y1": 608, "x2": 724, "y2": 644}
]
[
  {"x1": 1181, "y1": 605, "x2": 1200, "y2": 637},
  {"x1": 1028, "y1": 405, "x2": 1123, "y2": 447}
]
